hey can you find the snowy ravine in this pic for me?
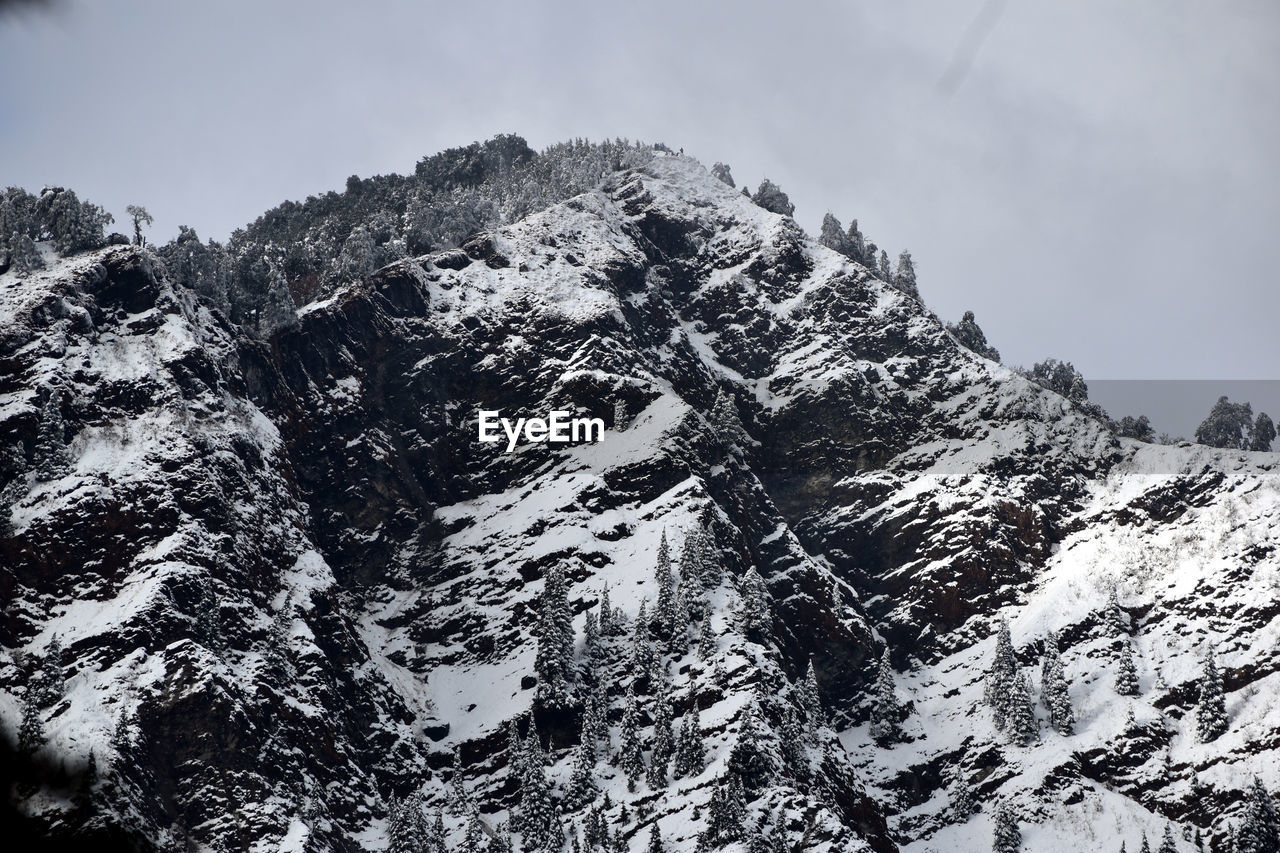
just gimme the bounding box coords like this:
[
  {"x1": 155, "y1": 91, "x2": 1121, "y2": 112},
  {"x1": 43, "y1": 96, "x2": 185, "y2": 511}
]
[{"x1": 0, "y1": 153, "x2": 1276, "y2": 853}]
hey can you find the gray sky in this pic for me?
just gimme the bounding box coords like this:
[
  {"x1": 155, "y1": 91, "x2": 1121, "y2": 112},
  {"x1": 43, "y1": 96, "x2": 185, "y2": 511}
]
[{"x1": 2, "y1": 0, "x2": 1278, "y2": 396}]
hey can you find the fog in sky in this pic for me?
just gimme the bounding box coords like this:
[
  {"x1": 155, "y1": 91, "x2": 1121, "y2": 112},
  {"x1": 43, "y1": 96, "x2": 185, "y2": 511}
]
[{"x1": 2, "y1": 0, "x2": 1277, "y2": 402}]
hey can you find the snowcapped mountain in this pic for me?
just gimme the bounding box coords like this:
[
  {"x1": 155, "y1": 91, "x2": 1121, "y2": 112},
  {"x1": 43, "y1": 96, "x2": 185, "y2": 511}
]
[{"x1": 1, "y1": 151, "x2": 1276, "y2": 853}]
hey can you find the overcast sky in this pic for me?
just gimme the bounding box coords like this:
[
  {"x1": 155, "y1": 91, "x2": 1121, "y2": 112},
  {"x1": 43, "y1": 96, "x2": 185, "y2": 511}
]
[{"x1": 2, "y1": 0, "x2": 1277, "y2": 402}]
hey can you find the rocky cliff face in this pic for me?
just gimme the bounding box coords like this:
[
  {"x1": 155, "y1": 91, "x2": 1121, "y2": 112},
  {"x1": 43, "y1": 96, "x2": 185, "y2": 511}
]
[{"x1": 1, "y1": 154, "x2": 1276, "y2": 853}]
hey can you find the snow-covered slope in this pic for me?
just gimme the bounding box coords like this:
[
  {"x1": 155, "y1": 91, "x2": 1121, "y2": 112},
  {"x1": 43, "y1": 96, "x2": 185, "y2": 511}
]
[{"x1": 0, "y1": 153, "x2": 1275, "y2": 853}]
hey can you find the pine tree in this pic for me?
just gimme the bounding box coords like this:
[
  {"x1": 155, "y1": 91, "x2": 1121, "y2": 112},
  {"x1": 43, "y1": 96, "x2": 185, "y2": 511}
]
[
  {"x1": 654, "y1": 531, "x2": 677, "y2": 640},
  {"x1": 617, "y1": 682, "x2": 646, "y2": 791},
  {"x1": 568, "y1": 741, "x2": 598, "y2": 807},
  {"x1": 1116, "y1": 638, "x2": 1140, "y2": 696},
  {"x1": 674, "y1": 701, "x2": 706, "y2": 778},
  {"x1": 945, "y1": 310, "x2": 1001, "y2": 362},
  {"x1": 697, "y1": 615, "x2": 717, "y2": 660},
  {"x1": 950, "y1": 766, "x2": 975, "y2": 820},
  {"x1": 1006, "y1": 669, "x2": 1039, "y2": 746},
  {"x1": 737, "y1": 567, "x2": 771, "y2": 642},
  {"x1": 507, "y1": 719, "x2": 526, "y2": 783},
  {"x1": 629, "y1": 601, "x2": 654, "y2": 686},
  {"x1": 33, "y1": 389, "x2": 71, "y2": 481},
  {"x1": 1195, "y1": 648, "x2": 1229, "y2": 743},
  {"x1": 1195, "y1": 396, "x2": 1255, "y2": 449},
  {"x1": 1251, "y1": 412, "x2": 1276, "y2": 452},
  {"x1": 678, "y1": 528, "x2": 707, "y2": 616},
  {"x1": 985, "y1": 621, "x2": 1017, "y2": 731},
  {"x1": 705, "y1": 774, "x2": 748, "y2": 843},
  {"x1": 260, "y1": 263, "x2": 299, "y2": 334},
  {"x1": 770, "y1": 810, "x2": 789, "y2": 853},
  {"x1": 819, "y1": 213, "x2": 853, "y2": 258},
  {"x1": 519, "y1": 728, "x2": 560, "y2": 852},
  {"x1": 0, "y1": 441, "x2": 29, "y2": 534},
  {"x1": 710, "y1": 389, "x2": 751, "y2": 453},
  {"x1": 448, "y1": 747, "x2": 470, "y2": 812},
  {"x1": 535, "y1": 564, "x2": 574, "y2": 708},
  {"x1": 992, "y1": 804, "x2": 1021, "y2": 853},
  {"x1": 778, "y1": 703, "x2": 808, "y2": 782},
  {"x1": 614, "y1": 398, "x2": 629, "y2": 432},
  {"x1": 846, "y1": 219, "x2": 868, "y2": 264},
  {"x1": 647, "y1": 823, "x2": 665, "y2": 853},
  {"x1": 727, "y1": 703, "x2": 773, "y2": 794},
  {"x1": 877, "y1": 249, "x2": 893, "y2": 283},
  {"x1": 1237, "y1": 776, "x2": 1280, "y2": 853},
  {"x1": 798, "y1": 659, "x2": 825, "y2": 732},
  {"x1": 1040, "y1": 633, "x2": 1075, "y2": 736},
  {"x1": 599, "y1": 585, "x2": 617, "y2": 636},
  {"x1": 647, "y1": 678, "x2": 674, "y2": 788},
  {"x1": 339, "y1": 225, "x2": 377, "y2": 282},
  {"x1": 1106, "y1": 587, "x2": 1128, "y2": 637},
  {"x1": 751, "y1": 179, "x2": 794, "y2": 216},
  {"x1": 1139, "y1": 831, "x2": 1151, "y2": 853},
  {"x1": 429, "y1": 811, "x2": 448, "y2": 853},
  {"x1": 1156, "y1": 825, "x2": 1177, "y2": 853},
  {"x1": 17, "y1": 693, "x2": 45, "y2": 756},
  {"x1": 35, "y1": 633, "x2": 67, "y2": 706},
  {"x1": 893, "y1": 250, "x2": 919, "y2": 299},
  {"x1": 463, "y1": 810, "x2": 488, "y2": 853},
  {"x1": 870, "y1": 648, "x2": 903, "y2": 744}
]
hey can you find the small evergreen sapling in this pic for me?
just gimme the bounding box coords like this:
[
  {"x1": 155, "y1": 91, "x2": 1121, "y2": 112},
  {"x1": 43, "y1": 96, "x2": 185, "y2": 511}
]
[{"x1": 1156, "y1": 825, "x2": 1177, "y2": 853}]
